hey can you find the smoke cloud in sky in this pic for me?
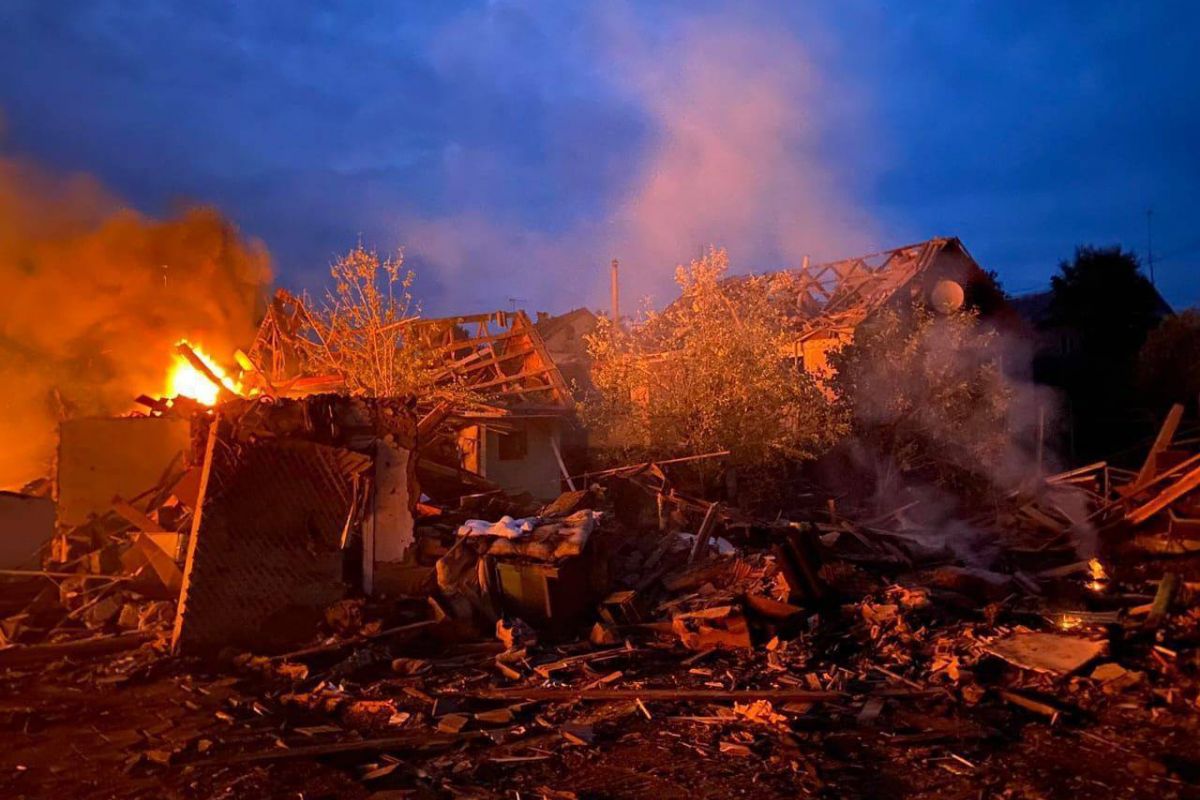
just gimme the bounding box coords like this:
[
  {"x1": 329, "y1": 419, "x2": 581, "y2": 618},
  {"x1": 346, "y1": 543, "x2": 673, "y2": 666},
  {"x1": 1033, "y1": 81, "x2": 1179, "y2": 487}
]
[
  {"x1": 397, "y1": 6, "x2": 877, "y2": 312},
  {"x1": 2, "y1": 3, "x2": 1197, "y2": 309},
  {"x1": 0, "y1": 156, "x2": 271, "y2": 489}
]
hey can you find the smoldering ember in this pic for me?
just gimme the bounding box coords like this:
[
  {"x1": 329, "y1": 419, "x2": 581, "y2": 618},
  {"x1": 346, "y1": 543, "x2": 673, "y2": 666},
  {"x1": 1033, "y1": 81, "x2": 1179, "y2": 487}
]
[{"x1": 3, "y1": 10, "x2": 1200, "y2": 800}]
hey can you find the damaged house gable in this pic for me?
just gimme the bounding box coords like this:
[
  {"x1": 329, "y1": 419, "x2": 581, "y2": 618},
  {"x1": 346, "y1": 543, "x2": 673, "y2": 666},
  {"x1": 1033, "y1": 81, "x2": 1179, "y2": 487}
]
[
  {"x1": 407, "y1": 311, "x2": 574, "y2": 502},
  {"x1": 244, "y1": 291, "x2": 575, "y2": 501},
  {"x1": 723, "y1": 237, "x2": 1009, "y2": 380}
]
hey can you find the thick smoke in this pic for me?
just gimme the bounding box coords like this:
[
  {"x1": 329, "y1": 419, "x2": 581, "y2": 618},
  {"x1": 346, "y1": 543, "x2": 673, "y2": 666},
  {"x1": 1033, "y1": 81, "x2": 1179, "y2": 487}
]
[
  {"x1": 828, "y1": 310, "x2": 1095, "y2": 564},
  {"x1": 604, "y1": 16, "x2": 873, "y2": 303},
  {"x1": 403, "y1": 8, "x2": 874, "y2": 312},
  {"x1": 0, "y1": 157, "x2": 271, "y2": 489}
]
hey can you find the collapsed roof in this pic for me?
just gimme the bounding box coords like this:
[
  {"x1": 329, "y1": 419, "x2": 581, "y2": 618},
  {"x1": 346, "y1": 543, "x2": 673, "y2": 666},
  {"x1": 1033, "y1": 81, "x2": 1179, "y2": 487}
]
[
  {"x1": 722, "y1": 237, "x2": 1002, "y2": 342},
  {"x1": 244, "y1": 289, "x2": 572, "y2": 415}
]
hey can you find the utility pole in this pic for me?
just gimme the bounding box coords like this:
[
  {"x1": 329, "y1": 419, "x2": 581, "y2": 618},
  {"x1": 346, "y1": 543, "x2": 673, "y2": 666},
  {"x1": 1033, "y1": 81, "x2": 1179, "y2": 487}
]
[
  {"x1": 610, "y1": 258, "x2": 620, "y2": 326},
  {"x1": 1147, "y1": 208, "x2": 1156, "y2": 286}
]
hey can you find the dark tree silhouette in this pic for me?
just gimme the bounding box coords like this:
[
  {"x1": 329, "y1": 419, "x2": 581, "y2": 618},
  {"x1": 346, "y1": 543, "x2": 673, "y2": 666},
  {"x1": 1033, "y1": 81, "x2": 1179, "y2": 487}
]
[
  {"x1": 1042, "y1": 245, "x2": 1168, "y2": 461},
  {"x1": 1138, "y1": 309, "x2": 1200, "y2": 415},
  {"x1": 1048, "y1": 245, "x2": 1163, "y2": 346}
]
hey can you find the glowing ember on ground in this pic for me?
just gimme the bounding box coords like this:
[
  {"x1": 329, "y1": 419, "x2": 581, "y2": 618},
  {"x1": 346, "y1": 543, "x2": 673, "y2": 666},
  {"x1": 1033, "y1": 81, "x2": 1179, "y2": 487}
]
[
  {"x1": 1057, "y1": 614, "x2": 1084, "y2": 631},
  {"x1": 166, "y1": 341, "x2": 240, "y2": 405}
]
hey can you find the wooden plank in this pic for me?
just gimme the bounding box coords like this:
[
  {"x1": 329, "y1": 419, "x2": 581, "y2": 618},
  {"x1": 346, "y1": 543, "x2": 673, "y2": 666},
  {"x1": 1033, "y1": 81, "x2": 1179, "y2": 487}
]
[
  {"x1": 1045, "y1": 461, "x2": 1107, "y2": 484},
  {"x1": 464, "y1": 687, "x2": 843, "y2": 702},
  {"x1": 432, "y1": 328, "x2": 524, "y2": 354},
  {"x1": 549, "y1": 435, "x2": 576, "y2": 492},
  {"x1": 170, "y1": 415, "x2": 221, "y2": 654},
  {"x1": 195, "y1": 731, "x2": 470, "y2": 766},
  {"x1": 1128, "y1": 462, "x2": 1200, "y2": 525},
  {"x1": 1145, "y1": 572, "x2": 1179, "y2": 628},
  {"x1": 1136, "y1": 403, "x2": 1185, "y2": 489},
  {"x1": 175, "y1": 342, "x2": 235, "y2": 398},
  {"x1": 469, "y1": 366, "x2": 555, "y2": 392},
  {"x1": 0, "y1": 632, "x2": 152, "y2": 668},
  {"x1": 110, "y1": 496, "x2": 161, "y2": 533},
  {"x1": 687, "y1": 502, "x2": 722, "y2": 564},
  {"x1": 433, "y1": 345, "x2": 536, "y2": 381},
  {"x1": 0, "y1": 570, "x2": 130, "y2": 580}
]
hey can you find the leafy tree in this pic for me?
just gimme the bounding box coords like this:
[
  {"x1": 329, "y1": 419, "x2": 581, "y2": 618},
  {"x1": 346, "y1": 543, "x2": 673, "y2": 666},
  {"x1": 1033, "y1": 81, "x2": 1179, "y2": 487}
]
[
  {"x1": 828, "y1": 302, "x2": 1017, "y2": 497},
  {"x1": 1138, "y1": 309, "x2": 1200, "y2": 415},
  {"x1": 1043, "y1": 245, "x2": 1165, "y2": 459},
  {"x1": 582, "y1": 247, "x2": 841, "y2": 478}
]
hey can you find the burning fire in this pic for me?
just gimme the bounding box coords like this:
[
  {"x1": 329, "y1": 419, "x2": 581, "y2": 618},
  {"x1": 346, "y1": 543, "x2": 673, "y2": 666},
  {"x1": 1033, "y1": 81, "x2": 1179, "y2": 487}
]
[
  {"x1": 166, "y1": 341, "x2": 241, "y2": 406},
  {"x1": 1086, "y1": 558, "x2": 1108, "y2": 593},
  {"x1": 1057, "y1": 614, "x2": 1084, "y2": 631}
]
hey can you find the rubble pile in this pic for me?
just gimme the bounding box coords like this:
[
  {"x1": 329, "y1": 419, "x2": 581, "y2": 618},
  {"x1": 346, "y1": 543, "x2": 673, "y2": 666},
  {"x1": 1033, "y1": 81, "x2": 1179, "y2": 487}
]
[
  {"x1": 0, "y1": 411, "x2": 199, "y2": 652},
  {"x1": 6, "y1": 405, "x2": 1200, "y2": 798}
]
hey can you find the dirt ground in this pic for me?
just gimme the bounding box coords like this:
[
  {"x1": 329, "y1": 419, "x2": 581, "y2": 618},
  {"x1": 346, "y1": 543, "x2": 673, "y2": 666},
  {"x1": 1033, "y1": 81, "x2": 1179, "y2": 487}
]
[{"x1": 2, "y1": 639, "x2": 1197, "y2": 800}]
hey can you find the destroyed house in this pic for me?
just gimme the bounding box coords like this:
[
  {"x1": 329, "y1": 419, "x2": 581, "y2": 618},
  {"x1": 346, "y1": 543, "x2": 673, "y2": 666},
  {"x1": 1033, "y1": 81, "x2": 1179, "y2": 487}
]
[
  {"x1": 244, "y1": 290, "x2": 575, "y2": 501},
  {"x1": 535, "y1": 306, "x2": 598, "y2": 393},
  {"x1": 722, "y1": 237, "x2": 1008, "y2": 379}
]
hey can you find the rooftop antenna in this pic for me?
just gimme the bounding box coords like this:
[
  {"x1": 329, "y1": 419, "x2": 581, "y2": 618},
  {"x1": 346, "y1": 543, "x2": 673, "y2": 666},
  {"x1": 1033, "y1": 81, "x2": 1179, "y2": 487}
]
[
  {"x1": 1147, "y1": 208, "x2": 1156, "y2": 286},
  {"x1": 507, "y1": 296, "x2": 526, "y2": 313}
]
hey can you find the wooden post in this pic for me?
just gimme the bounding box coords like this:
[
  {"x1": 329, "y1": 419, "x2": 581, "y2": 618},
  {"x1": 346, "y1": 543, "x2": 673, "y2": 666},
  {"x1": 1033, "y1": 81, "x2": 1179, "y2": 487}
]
[
  {"x1": 610, "y1": 258, "x2": 620, "y2": 326},
  {"x1": 548, "y1": 433, "x2": 576, "y2": 492},
  {"x1": 687, "y1": 502, "x2": 722, "y2": 564}
]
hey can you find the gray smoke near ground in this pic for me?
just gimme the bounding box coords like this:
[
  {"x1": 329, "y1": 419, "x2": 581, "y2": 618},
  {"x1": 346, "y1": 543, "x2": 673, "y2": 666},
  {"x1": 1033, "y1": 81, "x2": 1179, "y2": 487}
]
[
  {"x1": 828, "y1": 309, "x2": 1092, "y2": 565},
  {"x1": 0, "y1": 156, "x2": 272, "y2": 490}
]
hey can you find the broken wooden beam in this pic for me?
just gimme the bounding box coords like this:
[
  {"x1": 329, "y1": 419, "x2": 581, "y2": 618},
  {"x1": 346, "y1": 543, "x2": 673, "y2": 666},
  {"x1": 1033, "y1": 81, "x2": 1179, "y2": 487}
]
[
  {"x1": 461, "y1": 686, "x2": 844, "y2": 702},
  {"x1": 1045, "y1": 461, "x2": 1107, "y2": 485},
  {"x1": 0, "y1": 631, "x2": 152, "y2": 669},
  {"x1": 192, "y1": 731, "x2": 471, "y2": 766},
  {"x1": 1145, "y1": 572, "x2": 1180, "y2": 629},
  {"x1": 269, "y1": 618, "x2": 442, "y2": 662},
  {"x1": 175, "y1": 341, "x2": 236, "y2": 399},
  {"x1": 572, "y1": 451, "x2": 732, "y2": 485},
  {"x1": 687, "y1": 501, "x2": 722, "y2": 564},
  {"x1": 0, "y1": 569, "x2": 131, "y2": 581},
  {"x1": 1130, "y1": 403, "x2": 1184, "y2": 491},
  {"x1": 1127, "y1": 463, "x2": 1200, "y2": 525}
]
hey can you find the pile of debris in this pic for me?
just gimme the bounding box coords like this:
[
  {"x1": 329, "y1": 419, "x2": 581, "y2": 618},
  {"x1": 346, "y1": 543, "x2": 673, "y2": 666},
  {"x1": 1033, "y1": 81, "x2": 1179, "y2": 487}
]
[
  {"x1": 4, "y1": 406, "x2": 1200, "y2": 798},
  {"x1": 0, "y1": 438, "x2": 197, "y2": 656},
  {"x1": 1044, "y1": 402, "x2": 1200, "y2": 555}
]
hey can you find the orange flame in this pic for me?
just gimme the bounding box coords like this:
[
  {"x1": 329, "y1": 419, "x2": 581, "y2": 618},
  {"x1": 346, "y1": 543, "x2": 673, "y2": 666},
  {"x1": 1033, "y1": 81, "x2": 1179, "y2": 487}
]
[
  {"x1": 165, "y1": 341, "x2": 240, "y2": 406},
  {"x1": 1057, "y1": 614, "x2": 1084, "y2": 631}
]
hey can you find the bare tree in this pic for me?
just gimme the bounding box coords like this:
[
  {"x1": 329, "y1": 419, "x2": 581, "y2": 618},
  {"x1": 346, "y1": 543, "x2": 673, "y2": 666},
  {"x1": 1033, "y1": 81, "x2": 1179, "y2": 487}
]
[{"x1": 302, "y1": 244, "x2": 478, "y2": 407}]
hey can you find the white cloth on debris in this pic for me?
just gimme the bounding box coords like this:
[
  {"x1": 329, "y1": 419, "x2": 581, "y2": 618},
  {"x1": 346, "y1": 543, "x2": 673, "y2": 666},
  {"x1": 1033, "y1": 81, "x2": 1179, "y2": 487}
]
[
  {"x1": 456, "y1": 515, "x2": 538, "y2": 540},
  {"x1": 675, "y1": 531, "x2": 736, "y2": 555}
]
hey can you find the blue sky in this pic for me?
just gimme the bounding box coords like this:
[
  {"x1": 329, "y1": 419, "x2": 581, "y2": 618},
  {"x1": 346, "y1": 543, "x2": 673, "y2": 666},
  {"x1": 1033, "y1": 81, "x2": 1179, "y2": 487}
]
[{"x1": 1, "y1": 1, "x2": 1197, "y2": 313}]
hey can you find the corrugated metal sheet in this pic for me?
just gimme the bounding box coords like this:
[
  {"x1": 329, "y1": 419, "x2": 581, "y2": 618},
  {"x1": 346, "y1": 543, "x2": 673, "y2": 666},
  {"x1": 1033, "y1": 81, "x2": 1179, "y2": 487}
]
[{"x1": 172, "y1": 425, "x2": 370, "y2": 653}]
